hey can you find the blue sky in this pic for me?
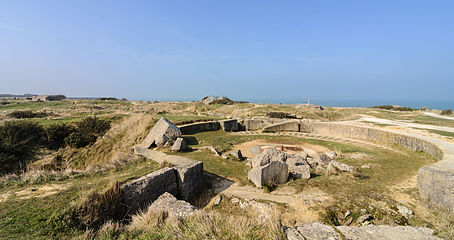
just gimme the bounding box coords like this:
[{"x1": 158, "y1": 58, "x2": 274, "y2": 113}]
[{"x1": 1, "y1": 1, "x2": 453, "y2": 103}]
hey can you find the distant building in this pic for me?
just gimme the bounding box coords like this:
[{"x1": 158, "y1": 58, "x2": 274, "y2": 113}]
[{"x1": 32, "y1": 95, "x2": 66, "y2": 101}]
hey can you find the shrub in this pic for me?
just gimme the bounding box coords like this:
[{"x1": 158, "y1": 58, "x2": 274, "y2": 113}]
[
  {"x1": 99, "y1": 97, "x2": 118, "y2": 101},
  {"x1": 45, "y1": 123, "x2": 75, "y2": 149},
  {"x1": 75, "y1": 116, "x2": 111, "y2": 137},
  {"x1": 65, "y1": 117, "x2": 110, "y2": 148},
  {"x1": 267, "y1": 112, "x2": 297, "y2": 119},
  {"x1": 0, "y1": 121, "x2": 45, "y2": 173},
  {"x1": 371, "y1": 105, "x2": 415, "y2": 111},
  {"x1": 441, "y1": 109, "x2": 452, "y2": 115},
  {"x1": 65, "y1": 131, "x2": 98, "y2": 148},
  {"x1": 8, "y1": 110, "x2": 49, "y2": 119}
]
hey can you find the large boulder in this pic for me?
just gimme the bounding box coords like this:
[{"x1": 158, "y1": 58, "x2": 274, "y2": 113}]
[
  {"x1": 147, "y1": 192, "x2": 196, "y2": 218},
  {"x1": 248, "y1": 161, "x2": 289, "y2": 188},
  {"x1": 171, "y1": 137, "x2": 189, "y2": 152},
  {"x1": 328, "y1": 160, "x2": 354, "y2": 173},
  {"x1": 251, "y1": 147, "x2": 291, "y2": 168},
  {"x1": 141, "y1": 117, "x2": 182, "y2": 149},
  {"x1": 286, "y1": 155, "x2": 311, "y2": 179}
]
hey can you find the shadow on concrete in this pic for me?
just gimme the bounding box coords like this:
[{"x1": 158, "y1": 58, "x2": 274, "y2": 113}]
[{"x1": 192, "y1": 171, "x2": 235, "y2": 208}]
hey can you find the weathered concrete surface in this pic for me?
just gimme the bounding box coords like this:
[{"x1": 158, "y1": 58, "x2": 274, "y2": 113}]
[
  {"x1": 174, "y1": 161, "x2": 204, "y2": 202},
  {"x1": 219, "y1": 119, "x2": 239, "y2": 131},
  {"x1": 248, "y1": 161, "x2": 289, "y2": 188},
  {"x1": 287, "y1": 222, "x2": 441, "y2": 240},
  {"x1": 239, "y1": 118, "x2": 285, "y2": 131},
  {"x1": 336, "y1": 225, "x2": 441, "y2": 240},
  {"x1": 171, "y1": 137, "x2": 189, "y2": 152},
  {"x1": 121, "y1": 167, "x2": 178, "y2": 214},
  {"x1": 295, "y1": 222, "x2": 342, "y2": 240},
  {"x1": 300, "y1": 120, "x2": 454, "y2": 213},
  {"x1": 140, "y1": 117, "x2": 182, "y2": 149},
  {"x1": 147, "y1": 192, "x2": 197, "y2": 218},
  {"x1": 132, "y1": 146, "x2": 204, "y2": 202},
  {"x1": 263, "y1": 120, "x2": 300, "y2": 132},
  {"x1": 179, "y1": 121, "x2": 220, "y2": 135}
]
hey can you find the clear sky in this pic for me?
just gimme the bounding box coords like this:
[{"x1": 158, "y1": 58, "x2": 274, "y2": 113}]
[{"x1": 1, "y1": 1, "x2": 453, "y2": 103}]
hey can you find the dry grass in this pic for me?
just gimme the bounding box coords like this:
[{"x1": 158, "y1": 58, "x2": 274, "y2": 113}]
[
  {"x1": 63, "y1": 113, "x2": 155, "y2": 169},
  {"x1": 0, "y1": 168, "x2": 83, "y2": 188},
  {"x1": 74, "y1": 181, "x2": 128, "y2": 231},
  {"x1": 125, "y1": 210, "x2": 285, "y2": 240}
]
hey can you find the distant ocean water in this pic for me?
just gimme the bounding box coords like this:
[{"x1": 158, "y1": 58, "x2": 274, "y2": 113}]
[{"x1": 130, "y1": 97, "x2": 454, "y2": 110}]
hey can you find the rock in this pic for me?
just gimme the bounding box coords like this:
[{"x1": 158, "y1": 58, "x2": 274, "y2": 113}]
[
  {"x1": 344, "y1": 210, "x2": 351, "y2": 219},
  {"x1": 285, "y1": 227, "x2": 305, "y2": 240},
  {"x1": 251, "y1": 147, "x2": 291, "y2": 168},
  {"x1": 304, "y1": 149, "x2": 318, "y2": 158},
  {"x1": 397, "y1": 205, "x2": 414, "y2": 219},
  {"x1": 296, "y1": 222, "x2": 342, "y2": 240},
  {"x1": 247, "y1": 161, "x2": 289, "y2": 188},
  {"x1": 148, "y1": 192, "x2": 196, "y2": 218},
  {"x1": 296, "y1": 151, "x2": 308, "y2": 160},
  {"x1": 171, "y1": 137, "x2": 189, "y2": 152},
  {"x1": 356, "y1": 214, "x2": 373, "y2": 224},
  {"x1": 202, "y1": 96, "x2": 216, "y2": 105},
  {"x1": 229, "y1": 149, "x2": 243, "y2": 161},
  {"x1": 344, "y1": 217, "x2": 353, "y2": 226},
  {"x1": 141, "y1": 117, "x2": 182, "y2": 149},
  {"x1": 198, "y1": 146, "x2": 220, "y2": 156},
  {"x1": 320, "y1": 151, "x2": 337, "y2": 165},
  {"x1": 361, "y1": 164, "x2": 371, "y2": 169},
  {"x1": 336, "y1": 225, "x2": 442, "y2": 240},
  {"x1": 214, "y1": 195, "x2": 222, "y2": 206},
  {"x1": 328, "y1": 160, "x2": 354, "y2": 173},
  {"x1": 287, "y1": 155, "x2": 311, "y2": 179},
  {"x1": 306, "y1": 157, "x2": 319, "y2": 169}
]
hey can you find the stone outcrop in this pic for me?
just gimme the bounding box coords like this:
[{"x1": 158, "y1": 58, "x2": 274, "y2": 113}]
[
  {"x1": 179, "y1": 121, "x2": 220, "y2": 135},
  {"x1": 121, "y1": 167, "x2": 179, "y2": 214},
  {"x1": 147, "y1": 192, "x2": 197, "y2": 218},
  {"x1": 248, "y1": 161, "x2": 289, "y2": 188},
  {"x1": 286, "y1": 222, "x2": 441, "y2": 240},
  {"x1": 263, "y1": 120, "x2": 300, "y2": 132},
  {"x1": 171, "y1": 137, "x2": 189, "y2": 152},
  {"x1": 141, "y1": 117, "x2": 182, "y2": 149}
]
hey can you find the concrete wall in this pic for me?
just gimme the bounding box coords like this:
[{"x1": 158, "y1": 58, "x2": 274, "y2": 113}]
[
  {"x1": 121, "y1": 167, "x2": 179, "y2": 214},
  {"x1": 302, "y1": 122, "x2": 443, "y2": 159},
  {"x1": 179, "y1": 121, "x2": 220, "y2": 135},
  {"x1": 219, "y1": 119, "x2": 239, "y2": 131},
  {"x1": 263, "y1": 121, "x2": 300, "y2": 132},
  {"x1": 300, "y1": 120, "x2": 454, "y2": 212}
]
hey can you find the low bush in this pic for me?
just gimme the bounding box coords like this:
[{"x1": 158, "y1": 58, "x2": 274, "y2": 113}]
[
  {"x1": 8, "y1": 110, "x2": 50, "y2": 119},
  {"x1": 267, "y1": 112, "x2": 297, "y2": 119},
  {"x1": 45, "y1": 123, "x2": 75, "y2": 149},
  {"x1": 0, "y1": 121, "x2": 45, "y2": 173},
  {"x1": 372, "y1": 105, "x2": 415, "y2": 111},
  {"x1": 65, "y1": 117, "x2": 110, "y2": 148},
  {"x1": 441, "y1": 109, "x2": 452, "y2": 115}
]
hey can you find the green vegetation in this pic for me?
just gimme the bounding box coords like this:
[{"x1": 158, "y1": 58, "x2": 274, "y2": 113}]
[
  {"x1": 266, "y1": 111, "x2": 297, "y2": 119},
  {"x1": 7, "y1": 110, "x2": 51, "y2": 119},
  {"x1": 372, "y1": 105, "x2": 416, "y2": 111},
  {"x1": 0, "y1": 117, "x2": 111, "y2": 173},
  {"x1": 441, "y1": 109, "x2": 452, "y2": 115}
]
